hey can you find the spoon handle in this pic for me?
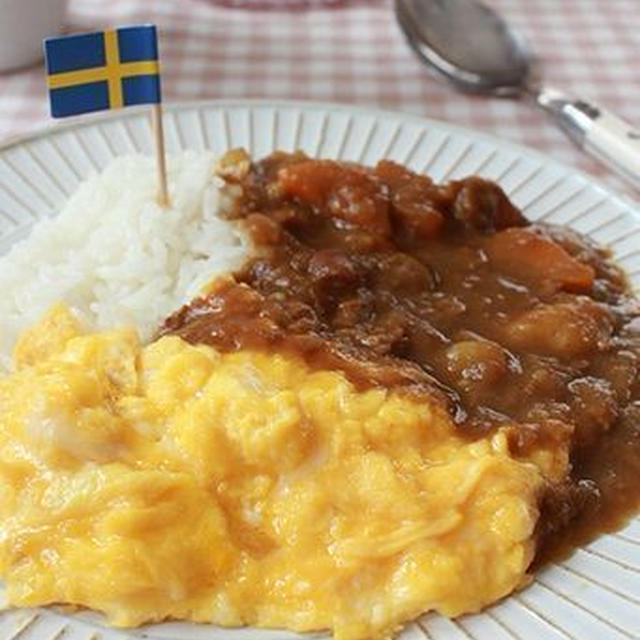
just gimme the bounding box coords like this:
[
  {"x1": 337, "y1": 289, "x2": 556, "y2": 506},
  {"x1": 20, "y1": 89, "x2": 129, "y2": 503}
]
[{"x1": 532, "y1": 87, "x2": 640, "y2": 191}]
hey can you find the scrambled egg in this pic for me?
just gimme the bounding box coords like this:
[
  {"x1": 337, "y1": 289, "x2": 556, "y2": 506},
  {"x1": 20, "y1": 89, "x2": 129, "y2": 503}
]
[{"x1": 0, "y1": 306, "x2": 566, "y2": 640}]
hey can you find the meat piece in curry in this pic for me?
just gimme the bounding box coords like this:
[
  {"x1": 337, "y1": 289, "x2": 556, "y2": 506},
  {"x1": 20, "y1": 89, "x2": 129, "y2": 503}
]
[{"x1": 161, "y1": 150, "x2": 639, "y2": 560}]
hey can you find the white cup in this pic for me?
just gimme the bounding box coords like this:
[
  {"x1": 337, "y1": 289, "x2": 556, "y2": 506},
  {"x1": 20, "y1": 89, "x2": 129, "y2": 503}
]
[{"x1": 0, "y1": 0, "x2": 68, "y2": 73}]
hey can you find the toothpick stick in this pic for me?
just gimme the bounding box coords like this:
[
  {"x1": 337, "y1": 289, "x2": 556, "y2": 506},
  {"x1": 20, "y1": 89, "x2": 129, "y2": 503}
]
[{"x1": 151, "y1": 103, "x2": 169, "y2": 207}]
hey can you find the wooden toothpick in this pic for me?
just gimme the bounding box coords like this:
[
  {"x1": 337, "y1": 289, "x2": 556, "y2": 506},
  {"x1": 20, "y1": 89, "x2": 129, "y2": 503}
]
[{"x1": 151, "y1": 103, "x2": 169, "y2": 207}]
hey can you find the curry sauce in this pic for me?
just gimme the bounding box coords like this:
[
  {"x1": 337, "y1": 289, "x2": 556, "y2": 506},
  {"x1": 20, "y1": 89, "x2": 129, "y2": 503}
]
[{"x1": 162, "y1": 151, "x2": 640, "y2": 558}]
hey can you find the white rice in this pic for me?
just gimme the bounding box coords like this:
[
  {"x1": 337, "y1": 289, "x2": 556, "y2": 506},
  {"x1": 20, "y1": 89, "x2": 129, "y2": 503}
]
[{"x1": 0, "y1": 151, "x2": 251, "y2": 368}]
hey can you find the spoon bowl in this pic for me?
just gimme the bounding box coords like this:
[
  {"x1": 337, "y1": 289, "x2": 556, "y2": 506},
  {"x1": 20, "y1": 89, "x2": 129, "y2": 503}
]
[{"x1": 395, "y1": 0, "x2": 532, "y2": 95}]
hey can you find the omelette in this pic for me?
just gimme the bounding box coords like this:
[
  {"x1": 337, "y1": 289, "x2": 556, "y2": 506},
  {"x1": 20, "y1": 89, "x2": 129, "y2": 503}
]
[{"x1": 0, "y1": 305, "x2": 569, "y2": 640}]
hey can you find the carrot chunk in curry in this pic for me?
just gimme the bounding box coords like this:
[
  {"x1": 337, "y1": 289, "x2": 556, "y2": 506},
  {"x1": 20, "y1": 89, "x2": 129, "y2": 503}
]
[{"x1": 486, "y1": 226, "x2": 595, "y2": 293}]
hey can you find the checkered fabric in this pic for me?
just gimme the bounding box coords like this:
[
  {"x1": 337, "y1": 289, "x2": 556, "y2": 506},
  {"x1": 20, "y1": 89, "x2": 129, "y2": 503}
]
[{"x1": 0, "y1": 0, "x2": 638, "y2": 196}]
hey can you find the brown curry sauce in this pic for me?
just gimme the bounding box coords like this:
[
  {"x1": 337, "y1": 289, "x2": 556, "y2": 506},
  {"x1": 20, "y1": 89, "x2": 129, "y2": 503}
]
[{"x1": 160, "y1": 151, "x2": 640, "y2": 560}]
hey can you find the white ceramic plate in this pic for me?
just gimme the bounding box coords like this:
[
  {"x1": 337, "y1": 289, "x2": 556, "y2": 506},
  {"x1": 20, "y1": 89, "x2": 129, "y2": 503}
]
[{"x1": 0, "y1": 100, "x2": 638, "y2": 640}]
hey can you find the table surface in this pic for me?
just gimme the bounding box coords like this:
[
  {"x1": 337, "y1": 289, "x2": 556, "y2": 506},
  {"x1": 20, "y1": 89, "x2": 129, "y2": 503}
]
[{"x1": 0, "y1": 0, "x2": 638, "y2": 199}]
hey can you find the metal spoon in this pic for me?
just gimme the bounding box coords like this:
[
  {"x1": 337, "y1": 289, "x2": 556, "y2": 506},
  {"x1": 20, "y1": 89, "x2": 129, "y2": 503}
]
[{"x1": 395, "y1": 0, "x2": 640, "y2": 190}]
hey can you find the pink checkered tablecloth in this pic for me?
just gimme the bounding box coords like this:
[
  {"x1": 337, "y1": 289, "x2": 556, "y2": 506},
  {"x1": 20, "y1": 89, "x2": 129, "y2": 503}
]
[{"x1": 0, "y1": 0, "x2": 638, "y2": 197}]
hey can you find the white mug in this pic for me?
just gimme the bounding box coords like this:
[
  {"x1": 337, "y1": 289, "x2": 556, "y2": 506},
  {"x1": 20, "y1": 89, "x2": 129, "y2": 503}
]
[{"x1": 0, "y1": 0, "x2": 68, "y2": 72}]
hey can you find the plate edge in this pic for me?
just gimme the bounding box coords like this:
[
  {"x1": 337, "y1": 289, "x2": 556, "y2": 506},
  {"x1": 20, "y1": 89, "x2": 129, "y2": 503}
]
[{"x1": 0, "y1": 98, "x2": 637, "y2": 214}]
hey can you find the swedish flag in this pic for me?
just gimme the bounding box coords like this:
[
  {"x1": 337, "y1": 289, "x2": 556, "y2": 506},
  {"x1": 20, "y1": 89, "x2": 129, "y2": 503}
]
[{"x1": 44, "y1": 25, "x2": 161, "y2": 118}]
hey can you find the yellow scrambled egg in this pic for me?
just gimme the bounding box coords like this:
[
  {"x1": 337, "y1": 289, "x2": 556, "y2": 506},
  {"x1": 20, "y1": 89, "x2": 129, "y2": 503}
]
[{"x1": 0, "y1": 306, "x2": 566, "y2": 640}]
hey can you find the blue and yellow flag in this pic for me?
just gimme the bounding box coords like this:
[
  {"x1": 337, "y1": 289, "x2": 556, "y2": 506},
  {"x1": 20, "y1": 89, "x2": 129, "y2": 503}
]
[{"x1": 44, "y1": 25, "x2": 161, "y2": 118}]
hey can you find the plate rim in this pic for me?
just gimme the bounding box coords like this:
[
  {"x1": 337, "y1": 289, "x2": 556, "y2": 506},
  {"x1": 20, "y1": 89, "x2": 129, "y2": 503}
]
[
  {"x1": 0, "y1": 97, "x2": 638, "y2": 640},
  {"x1": 0, "y1": 97, "x2": 638, "y2": 214}
]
